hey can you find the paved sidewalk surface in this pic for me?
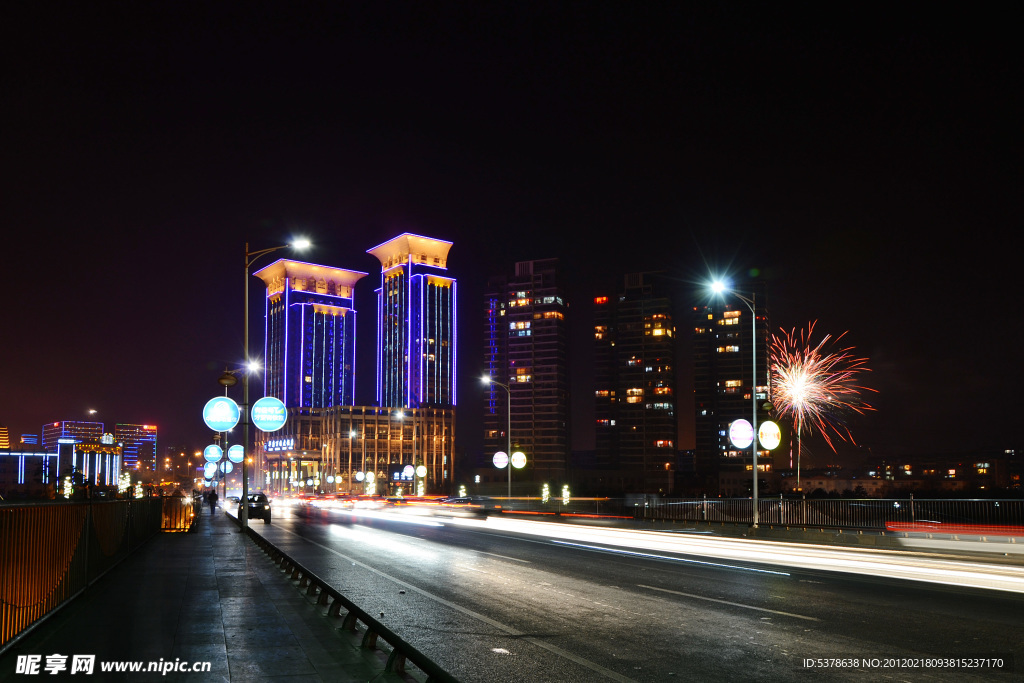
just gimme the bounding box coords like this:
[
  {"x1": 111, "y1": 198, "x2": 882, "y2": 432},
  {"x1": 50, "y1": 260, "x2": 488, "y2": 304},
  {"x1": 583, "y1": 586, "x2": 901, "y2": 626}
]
[{"x1": 0, "y1": 508, "x2": 413, "y2": 682}]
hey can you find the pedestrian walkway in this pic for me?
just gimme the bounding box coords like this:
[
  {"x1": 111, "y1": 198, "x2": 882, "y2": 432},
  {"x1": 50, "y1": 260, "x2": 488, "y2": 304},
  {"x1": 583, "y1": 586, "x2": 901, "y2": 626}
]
[{"x1": 0, "y1": 506, "x2": 412, "y2": 682}]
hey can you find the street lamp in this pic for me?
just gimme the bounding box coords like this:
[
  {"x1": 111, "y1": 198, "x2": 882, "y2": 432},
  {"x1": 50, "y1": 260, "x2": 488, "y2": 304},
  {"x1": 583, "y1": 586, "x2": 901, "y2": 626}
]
[
  {"x1": 239, "y1": 238, "x2": 310, "y2": 527},
  {"x1": 481, "y1": 375, "x2": 512, "y2": 505},
  {"x1": 711, "y1": 280, "x2": 761, "y2": 527}
]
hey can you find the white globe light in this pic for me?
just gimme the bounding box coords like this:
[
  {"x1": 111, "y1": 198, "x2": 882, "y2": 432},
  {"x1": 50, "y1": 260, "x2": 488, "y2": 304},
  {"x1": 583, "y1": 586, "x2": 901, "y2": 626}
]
[
  {"x1": 729, "y1": 419, "x2": 754, "y2": 449},
  {"x1": 758, "y1": 421, "x2": 782, "y2": 450},
  {"x1": 492, "y1": 451, "x2": 509, "y2": 469}
]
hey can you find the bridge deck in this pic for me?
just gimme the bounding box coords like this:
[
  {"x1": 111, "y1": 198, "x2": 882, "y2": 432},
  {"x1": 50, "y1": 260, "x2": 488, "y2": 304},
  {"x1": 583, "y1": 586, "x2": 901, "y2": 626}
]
[{"x1": 0, "y1": 507, "x2": 412, "y2": 681}]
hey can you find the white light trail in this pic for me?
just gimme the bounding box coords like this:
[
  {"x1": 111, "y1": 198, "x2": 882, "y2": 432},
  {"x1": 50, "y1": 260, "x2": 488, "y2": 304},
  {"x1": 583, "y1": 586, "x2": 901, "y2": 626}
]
[
  {"x1": 480, "y1": 517, "x2": 1024, "y2": 594},
  {"x1": 308, "y1": 506, "x2": 1024, "y2": 594}
]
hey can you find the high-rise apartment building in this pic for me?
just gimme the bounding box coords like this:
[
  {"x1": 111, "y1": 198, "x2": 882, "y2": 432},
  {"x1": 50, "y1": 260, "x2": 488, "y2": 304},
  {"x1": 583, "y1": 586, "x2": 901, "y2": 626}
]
[
  {"x1": 0, "y1": 425, "x2": 9, "y2": 449},
  {"x1": 367, "y1": 233, "x2": 457, "y2": 409},
  {"x1": 42, "y1": 421, "x2": 104, "y2": 451},
  {"x1": 593, "y1": 272, "x2": 678, "y2": 494},
  {"x1": 114, "y1": 424, "x2": 157, "y2": 471},
  {"x1": 483, "y1": 258, "x2": 570, "y2": 485},
  {"x1": 253, "y1": 259, "x2": 367, "y2": 409},
  {"x1": 691, "y1": 284, "x2": 771, "y2": 494}
]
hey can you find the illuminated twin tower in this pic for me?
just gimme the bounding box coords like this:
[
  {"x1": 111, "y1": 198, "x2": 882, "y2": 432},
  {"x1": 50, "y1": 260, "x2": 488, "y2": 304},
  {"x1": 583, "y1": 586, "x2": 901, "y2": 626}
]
[
  {"x1": 253, "y1": 233, "x2": 457, "y2": 496},
  {"x1": 253, "y1": 232, "x2": 457, "y2": 410}
]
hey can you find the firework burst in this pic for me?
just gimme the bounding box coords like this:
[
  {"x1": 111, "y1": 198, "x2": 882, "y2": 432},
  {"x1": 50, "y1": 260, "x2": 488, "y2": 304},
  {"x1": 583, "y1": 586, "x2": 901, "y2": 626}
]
[{"x1": 769, "y1": 321, "x2": 876, "y2": 454}]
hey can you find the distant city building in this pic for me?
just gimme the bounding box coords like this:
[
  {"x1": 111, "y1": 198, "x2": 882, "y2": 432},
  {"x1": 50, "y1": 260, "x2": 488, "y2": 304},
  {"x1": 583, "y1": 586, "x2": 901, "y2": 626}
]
[
  {"x1": 1, "y1": 438, "x2": 119, "y2": 499},
  {"x1": 0, "y1": 425, "x2": 9, "y2": 449},
  {"x1": 691, "y1": 282, "x2": 771, "y2": 494},
  {"x1": 482, "y1": 258, "x2": 570, "y2": 487},
  {"x1": 367, "y1": 233, "x2": 457, "y2": 409},
  {"x1": 71, "y1": 439, "x2": 123, "y2": 488},
  {"x1": 253, "y1": 259, "x2": 367, "y2": 409},
  {"x1": 260, "y1": 405, "x2": 455, "y2": 497},
  {"x1": 114, "y1": 424, "x2": 157, "y2": 471},
  {"x1": 593, "y1": 272, "x2": 678, "y2": 494},
  {"x1": 41, "y1": 421, "x2": 104, "y2": 451},
  {"x1": 0, "y1": 447, "x2": 60, "y2": 499},
  {"x1": 20, "y1": 435, "x2": 38, "y2": 446}
]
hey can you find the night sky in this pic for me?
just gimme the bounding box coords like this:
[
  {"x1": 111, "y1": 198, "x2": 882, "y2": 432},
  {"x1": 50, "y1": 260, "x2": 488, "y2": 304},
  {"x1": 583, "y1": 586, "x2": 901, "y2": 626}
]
[{"x1": 2, "y1": 3, "x2": 1020, "y2": 467}]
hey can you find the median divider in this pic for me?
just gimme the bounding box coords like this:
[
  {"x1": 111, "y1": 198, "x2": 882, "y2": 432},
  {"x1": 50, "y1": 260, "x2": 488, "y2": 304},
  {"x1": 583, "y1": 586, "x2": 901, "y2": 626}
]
[{"x1": 230, "y1": 516, "x2": 458, "y2": 683}]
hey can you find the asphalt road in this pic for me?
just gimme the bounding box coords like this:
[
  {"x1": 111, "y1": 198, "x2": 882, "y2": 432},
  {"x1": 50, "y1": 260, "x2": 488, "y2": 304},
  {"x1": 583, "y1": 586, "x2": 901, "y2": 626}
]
[{"x1": 248, "y1": 504, "x2": 1024, "y2": 682}]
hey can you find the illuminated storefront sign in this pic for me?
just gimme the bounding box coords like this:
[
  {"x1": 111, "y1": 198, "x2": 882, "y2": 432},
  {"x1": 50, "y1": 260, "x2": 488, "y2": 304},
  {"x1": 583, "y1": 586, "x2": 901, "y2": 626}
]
[
  {"x1": 389, "y1": 464, "x2": 415, "y2": 482},
  {"x1": 264, "y1": 437, "x2": 295, "y2": 452}
]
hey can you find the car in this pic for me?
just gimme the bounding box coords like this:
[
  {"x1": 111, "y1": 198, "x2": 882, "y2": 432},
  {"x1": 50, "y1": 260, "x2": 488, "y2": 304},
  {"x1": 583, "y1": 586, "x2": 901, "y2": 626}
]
[{"x1": 240, "y1": 492, "x2": 272, "y2": 523}]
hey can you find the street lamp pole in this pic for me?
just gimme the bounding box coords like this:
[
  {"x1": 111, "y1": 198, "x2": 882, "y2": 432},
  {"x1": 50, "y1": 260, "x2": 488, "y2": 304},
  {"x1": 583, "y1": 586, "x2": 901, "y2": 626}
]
[
  {"x1": 481, "y1": 376, "x2": 512, "y2": 504},
  {"x1": 240, "y1": 239, "x2": 310, "y2": 528},
  {"x1": 712, "y1": 282, "x2": 760, "y2": 527}
]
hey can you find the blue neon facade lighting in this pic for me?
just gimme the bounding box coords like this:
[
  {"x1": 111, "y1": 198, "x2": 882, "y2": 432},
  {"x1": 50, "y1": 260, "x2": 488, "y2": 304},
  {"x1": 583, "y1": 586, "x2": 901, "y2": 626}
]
[
  {"x1": 254, "y1": 259, "x2": 367, "y2": 410},
  {"x1": 41, "y1": 421, "x2": 103, "y2": 451},
  {"x1": 114, "y1": 424, "x2": 157, "y2": 471},
  {"x1": 367, "y1": 233, "x2": 457, "y2": 409}
]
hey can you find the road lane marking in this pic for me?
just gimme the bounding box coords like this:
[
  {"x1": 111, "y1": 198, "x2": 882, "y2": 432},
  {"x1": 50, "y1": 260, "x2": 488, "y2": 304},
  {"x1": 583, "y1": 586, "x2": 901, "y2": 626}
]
[
  {"x1": 637, "y1": 584, "x2": 819, "y2": 621},
  {"x1": 476, "y1": 550, "x2": 531, "y2": 562},
  {"x1": 277, "y1": 526, "x2": 639, "y2": 682}
]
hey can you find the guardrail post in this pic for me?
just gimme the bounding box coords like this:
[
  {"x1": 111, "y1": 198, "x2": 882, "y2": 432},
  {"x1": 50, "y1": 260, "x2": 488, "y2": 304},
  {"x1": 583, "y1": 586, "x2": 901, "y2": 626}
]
[
  {"x1": 361, "y1": 629, "x2": 379, "y2": 649},
  {"x1": 341, "y1": 611, "x2": 359, "y2": 632},
  {"x1": 387, "y1": 649, "x2": 407, "y2": 674}
]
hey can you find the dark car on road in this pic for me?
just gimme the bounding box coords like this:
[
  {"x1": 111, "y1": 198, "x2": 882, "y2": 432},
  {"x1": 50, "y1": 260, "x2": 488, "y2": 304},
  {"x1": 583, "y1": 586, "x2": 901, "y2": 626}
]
[{"x1": 240, "y1": 492, "x2": 272, "y2": 523}]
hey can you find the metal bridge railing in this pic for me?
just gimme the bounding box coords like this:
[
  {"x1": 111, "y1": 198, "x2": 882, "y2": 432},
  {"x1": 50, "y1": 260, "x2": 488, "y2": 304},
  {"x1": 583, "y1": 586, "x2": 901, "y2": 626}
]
[
  {"x1": 0, "y1": 497, "x2": 196, "y2": 653},
  {"x1": 626, "y1": 496, "x2": 1024, "y2": 534},
  {"x1": 497, "y1": 495, "x2": 1024, "y2": 536}
]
